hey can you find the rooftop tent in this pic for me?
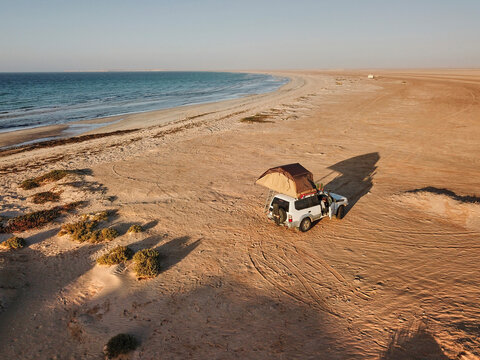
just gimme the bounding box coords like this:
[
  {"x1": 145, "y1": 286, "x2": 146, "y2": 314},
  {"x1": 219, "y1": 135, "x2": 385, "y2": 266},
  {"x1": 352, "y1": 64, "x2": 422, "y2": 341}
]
[{"x1": 255, "y1": 163, "x2": 317, "y2": 198}]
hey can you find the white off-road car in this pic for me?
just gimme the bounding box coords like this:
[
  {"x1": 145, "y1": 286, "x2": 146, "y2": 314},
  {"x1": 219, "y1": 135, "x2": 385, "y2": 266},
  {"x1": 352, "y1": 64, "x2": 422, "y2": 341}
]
[{"x1": 267, "y1": 191, "x2": 348, "y2": 232}]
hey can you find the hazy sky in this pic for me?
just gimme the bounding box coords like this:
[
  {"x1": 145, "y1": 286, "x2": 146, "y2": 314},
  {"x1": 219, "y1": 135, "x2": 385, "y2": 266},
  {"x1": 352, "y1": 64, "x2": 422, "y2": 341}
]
[{"x1": 1, "y1": 0, "x2": 479, "y2": 71}]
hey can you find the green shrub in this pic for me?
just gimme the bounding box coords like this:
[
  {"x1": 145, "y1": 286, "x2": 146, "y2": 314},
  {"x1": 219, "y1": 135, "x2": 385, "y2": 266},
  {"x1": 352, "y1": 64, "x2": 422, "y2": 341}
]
[
  {"x1": 88, "y1": 229, "x2": 103, "y2": 243},
  {"x1": 19, "y1": 170, "x2": 70, "y2": 190},
  {"x1": 104, "y1": 333, "x2": 138, "y2": 359},
  {"x1": 0, "y1": 202, "x2": 84, "y2": 233},
  {"x1": 59, "y1": 223, "x2": 117, "y2": 243},
  {"x1": 31, "y1": 191, "x2": 61, "y2": 204},
  {"x1": 1, "y1": 236, "x2": 26, "y2": 250},
  {"x1": 59, "y1": 211, "x2": 117, "y2": 243},
  {"x1": 133, "y1": 248, "x2": 161, "y2": 278},
  {"x1": 97, "y1": 246, "x2": 134, "y2": 265},
  {"x1": 101, "y1": 227, "x2": 118, "y2": 241},
  {"x1": 59, "y1": 220, "x2": 98, "y2": 242},
  {"x1": 127, "y1": 224, "x2": 143, "y2": 233}
]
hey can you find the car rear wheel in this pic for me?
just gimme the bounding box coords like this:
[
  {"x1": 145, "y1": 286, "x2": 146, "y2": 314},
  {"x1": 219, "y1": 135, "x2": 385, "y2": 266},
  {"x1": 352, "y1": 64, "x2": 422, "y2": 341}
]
[
  {"x1": 272, "y1": 204, "x2": 287, "y2": 225},
  {"x1": 336, "y1": 205, "x2": 345, "y2": 219},
  {"x1": 300, "y1": 217, "x2": 312, "y2": 232}
]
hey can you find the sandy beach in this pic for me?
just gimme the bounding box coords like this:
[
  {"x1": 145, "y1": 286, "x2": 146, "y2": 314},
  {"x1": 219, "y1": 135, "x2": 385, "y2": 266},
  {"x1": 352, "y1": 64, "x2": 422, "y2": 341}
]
[{"x1": 1, "y1": 70, "x2": 479, "y2": 359}]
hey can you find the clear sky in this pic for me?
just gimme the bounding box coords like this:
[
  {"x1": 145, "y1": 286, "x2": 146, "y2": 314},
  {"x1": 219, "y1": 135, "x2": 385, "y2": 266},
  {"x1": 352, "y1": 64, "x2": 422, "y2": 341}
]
[{"x1": 1, "y1": 0, "x2": 479, "y2": 71}]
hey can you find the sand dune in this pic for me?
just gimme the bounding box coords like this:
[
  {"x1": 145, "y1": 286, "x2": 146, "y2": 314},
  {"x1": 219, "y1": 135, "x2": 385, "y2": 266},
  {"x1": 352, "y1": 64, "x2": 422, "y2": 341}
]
[
  {"x1": 394, "y1": 188, "x2": 480, "y2": 231},
  {"x1": 0, "y1": 70, "x2": 479, "y2": 359}
]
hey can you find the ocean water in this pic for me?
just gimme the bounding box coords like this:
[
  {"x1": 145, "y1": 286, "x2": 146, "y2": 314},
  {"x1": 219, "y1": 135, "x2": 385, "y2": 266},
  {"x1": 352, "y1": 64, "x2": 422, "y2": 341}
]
[{"x1": 0, "y1": 72, "x2": 287, "y2": 133}]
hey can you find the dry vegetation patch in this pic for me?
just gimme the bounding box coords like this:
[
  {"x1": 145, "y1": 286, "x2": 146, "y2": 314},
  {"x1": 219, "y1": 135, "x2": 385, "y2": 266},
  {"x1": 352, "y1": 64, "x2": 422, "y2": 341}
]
[
  {"x1": 58, "y1": 210, "x2": 118, "y2": 243},
  {"x1": 88, "y1": 228, "x2": 119, "y2": 243},
  {"x1": 31, "y1": 191, "x2": 61, "y2": 204},
  {"x1": 127, "y1": 224, "x2": 143, "y2": 233},
  {"x1": 1, "y1": 236, "x2": 26, "y2": 250},
  {"x1": 59, "y1": 220, "x2": 98, "y2": 242},
  {"x1": 82, "y1": 211, "x2": 109, "y2": 222},
  {"x1": 133, "y1": 248, "x2": 161, "y2": 278},
  {"x1": 97, "y1": 246, "x2": 134, "y2": 265},
  {"x1": 20, "y1": 178, "x2": 40, "y2": 190},
  {"x1": 240, "y1": 113, "x2": 274, "y2": 123},
  {"x1": 0, "y1": 202, "x2": 84, "y2": 233},
  {"x1": 101, "y1": 227, "x2": 118, "y2": 241},
  {"x1": 104, "y1": 333, "x2": 138, "y2": 359},
  {"x1": 36, "y1": 169, "x2": 70, "y2": 183},
  {"x1": 20, "y1": 170, "x2": 71, "y2": 190},
  {"x1": 0, "y1": 129, "x2": 138, "y2": 158}
]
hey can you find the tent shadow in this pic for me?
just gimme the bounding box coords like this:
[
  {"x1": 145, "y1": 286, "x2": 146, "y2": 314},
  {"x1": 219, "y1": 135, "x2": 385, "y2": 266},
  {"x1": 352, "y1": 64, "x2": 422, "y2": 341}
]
[{"x1": 320, "y1": 152, "x2": 380, "y2": 217}]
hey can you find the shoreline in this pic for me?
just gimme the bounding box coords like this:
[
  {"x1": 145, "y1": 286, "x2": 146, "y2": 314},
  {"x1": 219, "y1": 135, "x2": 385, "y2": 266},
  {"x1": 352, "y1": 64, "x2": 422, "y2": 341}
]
[
  {"x1": 0, "y1": 70, "x2": 309, "y2": 169},
  {"x1": 0, "y1": 71, "x2": 290, "y2": 149}
]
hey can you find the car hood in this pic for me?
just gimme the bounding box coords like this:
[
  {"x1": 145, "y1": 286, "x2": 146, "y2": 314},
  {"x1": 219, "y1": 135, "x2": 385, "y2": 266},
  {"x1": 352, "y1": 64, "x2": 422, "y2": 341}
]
[{"x1": 330, "y1": 192, "x2": 348, "y2": 202}]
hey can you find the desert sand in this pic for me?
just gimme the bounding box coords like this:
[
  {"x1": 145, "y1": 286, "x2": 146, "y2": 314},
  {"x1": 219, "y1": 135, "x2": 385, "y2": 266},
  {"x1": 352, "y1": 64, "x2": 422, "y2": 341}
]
[{"x1": 0, "y1": 70, "x2": 479, "y2": 359}]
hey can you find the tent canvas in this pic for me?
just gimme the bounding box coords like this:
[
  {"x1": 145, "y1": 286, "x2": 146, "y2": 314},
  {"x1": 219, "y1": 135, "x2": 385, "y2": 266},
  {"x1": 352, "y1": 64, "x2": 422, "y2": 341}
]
[{"x1": 255, "y1": 163, "x2": 317, "y2": 198}]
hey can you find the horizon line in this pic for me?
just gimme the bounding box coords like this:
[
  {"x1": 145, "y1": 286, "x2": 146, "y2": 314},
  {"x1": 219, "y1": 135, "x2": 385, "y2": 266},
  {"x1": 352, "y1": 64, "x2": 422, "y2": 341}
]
[{"x1": 1, "y1": 66, "x2": 480, "y2": 74}]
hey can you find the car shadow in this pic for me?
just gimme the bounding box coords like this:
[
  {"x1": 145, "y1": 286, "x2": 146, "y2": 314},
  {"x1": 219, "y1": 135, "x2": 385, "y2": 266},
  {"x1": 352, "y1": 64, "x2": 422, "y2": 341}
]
[{"x1": 319, "y1": 152, "x2": 380, "y2": 217}]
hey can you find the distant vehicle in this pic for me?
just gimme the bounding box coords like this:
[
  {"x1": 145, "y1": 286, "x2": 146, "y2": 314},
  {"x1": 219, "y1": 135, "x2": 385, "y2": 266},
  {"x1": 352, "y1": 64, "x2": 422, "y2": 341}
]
[{"x1": 267, "y1": 191, "x2": 348, "y2": 232}]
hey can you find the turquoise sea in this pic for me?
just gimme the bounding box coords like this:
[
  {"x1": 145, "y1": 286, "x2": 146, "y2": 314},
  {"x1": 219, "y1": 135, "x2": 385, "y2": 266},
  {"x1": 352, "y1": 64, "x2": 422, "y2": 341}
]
[{"x1": 0, "y1": 71, "x2": 287, "y2": 132}]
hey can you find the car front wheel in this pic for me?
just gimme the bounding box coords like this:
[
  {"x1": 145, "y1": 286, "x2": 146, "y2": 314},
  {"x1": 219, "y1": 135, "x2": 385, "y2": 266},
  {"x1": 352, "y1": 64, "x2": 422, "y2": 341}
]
[
  {"x1": 336, "y1": 205, "x2": 345, "y2": 219},
  {"x1": 299, "y1": 217, "x2": 312, "y2": 232}
]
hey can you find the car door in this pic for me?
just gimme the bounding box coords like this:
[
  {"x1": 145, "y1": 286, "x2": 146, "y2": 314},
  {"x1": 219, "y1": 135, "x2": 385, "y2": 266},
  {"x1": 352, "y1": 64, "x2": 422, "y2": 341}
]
[
  {"x1": 327, "y1": 195, "x2": 336, "y2": 219},
  {"x1": 295, "y1": 197, "x2": 321, "y2": 220},
  {"x1": 307, "y1": 196, "x2": 322, "y2": 220}
]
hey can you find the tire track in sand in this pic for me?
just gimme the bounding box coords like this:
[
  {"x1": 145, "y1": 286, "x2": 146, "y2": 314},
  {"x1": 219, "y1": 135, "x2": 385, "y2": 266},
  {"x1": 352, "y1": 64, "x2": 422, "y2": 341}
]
[
  {"x1": 248, "y1": 240, "x2": 339, "y2": 316},
  {"x1": 247, "y1": 228, "x2": 369, "y2": 317}
]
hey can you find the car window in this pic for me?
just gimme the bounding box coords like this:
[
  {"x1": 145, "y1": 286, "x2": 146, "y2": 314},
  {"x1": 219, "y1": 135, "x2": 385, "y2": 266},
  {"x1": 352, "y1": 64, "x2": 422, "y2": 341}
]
[
  {"x1": 295, "y1": 196, "x2": 319, "y2": 210},
  {"x1": 295, "y1": 198, "x2": 309, "y2": 210},
  {"x1": 272, "y1": 197, "x2": 289, "y2": 212},
  {"x1": 310, "y1": 196, "x2": 320, "y2": 206}
]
